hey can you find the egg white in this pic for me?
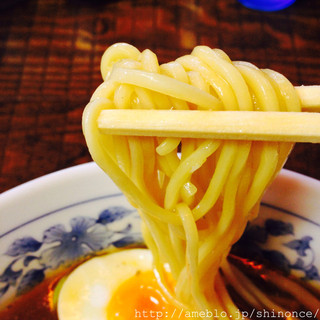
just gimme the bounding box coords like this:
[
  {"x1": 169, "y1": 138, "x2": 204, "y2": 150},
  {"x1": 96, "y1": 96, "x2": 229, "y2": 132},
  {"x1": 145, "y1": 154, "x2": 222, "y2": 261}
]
[{"x1": 57, "y1": 248, "x2": 153, "y2": 320}]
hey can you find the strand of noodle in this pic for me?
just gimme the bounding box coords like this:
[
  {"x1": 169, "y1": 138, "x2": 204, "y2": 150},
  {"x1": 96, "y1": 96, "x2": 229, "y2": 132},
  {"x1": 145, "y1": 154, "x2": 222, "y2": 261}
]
[
  {"x1": 164, "y1": 140, "x2": 220, "y2": 210},
  {"x1": 160, "y1": 61, "x2": 193, "y2": 111},
  {"x1": 187, "y1": 141, "x2": 220, "y2": 196},
  {"x1": 83, "y1": 98, "x2": 116, "y2": 160},
  {"x1": 180, "y1": 148, "x2": 215, "y2": 208},
  {"x1": 214, "y1": 48, "x2": 234, "y2": 62},
  {"x1": 156, "y1": 222, "x2": 185, "y2": 277},
  {"x1": 170, "y1": 96, "x2": 190, "y2": 110},
  {"x1": 94, "y1": 62, "x2": 142, "y2": 103},
  {"x1": 215, "y1": 179, "x2": 239, "y2": 238},
  {"x1": 180, "y1": 139, "x2": 196, "y2": 160},
  {"x1": 140, "y1": 221, "x2": 176, "y2": 304},
  {"x1": 262, "y1": 69, "x2": 300, "y2": 175},
  {"x1": 220, "y1": 261, "x2": 266, "y2": 309},
  {"x1": 168, "y1": 224, "x2": 185, "y2": 271},
  {"x1": 152, "y1": 266, "x2": 189, "y2": 311},
  {"x1": 162, "y1": 149, "x2": 180, "y2": 172},
  {"x1": 141, "y1": 221, "x2": 160, "y2": 267},
  {"x1": 197, "y1": 260, "x2": 233, "y2": 320},
  {"x1": 222, "y1": 261, "x2": 298, "y2": 317},
  {"x1": 262, "y1": 69, "x2": 301, "y2": 112},
  {"x1": 152, "y1": 91, "x2": 173, "y2": 109},
  {"x1": 128, "y1": 137, "x2": 148, "y2": 194},
  {"x1": 218, "y1": 142, "x2": 251, "y2": 235},
  {"x1": 187, "y1": 70, "x2": 210, "y2": 93},
  {"x1": 90, "y1": 80, "x2": 116, "y2": 102},
  {"x1": 96, "y1": 58, "x2": 144, "y2": 103},
  {"x1": 140, "y1": 138, "x2": 162, "y2": 202},
  {"x1": 159, "y1": 63, "x2": 190, "y2": 110},
  {"x1": 113, "y1": 84, "x2": 134, "y2": 109},
  {"x1": 177, "y1": 55, "x2": 237, "y2": 110},
  {"x1": 180, "y1": 181, "x2": 197, "y2": 206},
  {"x1": 197, "y1": 213, "x2": 217, "y2": 241},
  {"x1": 176, "y1": 203, "x2": 210, "y2": 311},
  {"x1": 100, "y1": 42, "x2": 141, "y2": 80},
  {"x1": 193, "y1": 142, "x2": 238, "y2": 220},
  {"x1": 134, "y1": 86, "x2": 156, "y2": 109},
  {"x1": 236, "y1": 163, "x2": 252, "y2": 208},
  {"x1": 198, "y1": 217, "x2": 247, "y2": 285},
  {"x1": 265, "y1": 69, "x2": 300, "y2": 177},
  {"x1": 142, "y1": 214, "x2": 181, "y2": 278},
  {"x1": 215, "y1": 273, "x2": 244, "y2": 320},
  {"x1": 113, "y1": 135, "x2": 131, "y2": 176},
  {"x1": 113, "y1": 58, "x2": 142, "y2": 70},
  {"x1": 198, "y1": 256, "x2": 217, "y2": 306},
  {"x1": 155, "y1": 136, "x2": 181, "y2": 182},
  {"x1": 174, "y1": 260, "x2": 194, "y2": 303},
  {"x1": 244, "y1": 142, "x2": 279, "y2": 215},
  {"x1": 156, "y1": 168, "x2": 166, "y2": 189},
  {"x1": 197, "y1": 235, "x2": 225, "y2": 283},
  {"x1": 231, "y1": 209, "x2": 251, "y2": 245},
  {"x1": 231, "y1": 63, "x2": 284, "y2": 216},
  {"x1": 156, "y1": 138, "x2": 181, "y2": 156},
  {"x1": 156, "y1": 153, "x2": 175, "y2": 177},
  {"x1": 109, "y1": 67, "x2": 222, "y2": 109},
  {"x1": 193, "y1": 151, "x2": 213, "y2": 196},
  {"x1": 160, "y1": 61, "x2": 190, "y2": 83},
  {"x1": 174, "y1": 270, "x2": 190, "y2": 308},
  {"x1": 141, "y1": 49, "x2": 160, "y2": 73},
  {"x1": 140, "y1": 137, "x2": 156, "y2": 177},
  {"x1": 142, "y1": 221, "x2": 188, "y2": 310},
  {"x1": 275, "y1": 143, "x2": 293, "y2": 174},
  {"x1": 180, "y1": 145, "x2": 208, "y2": 203},
  {"x1": 234, "y1": 62, "x2": 279, "y2": 111},
  {"x1": 264, "y1": 268, "x2": 320, "y2": 314},
  {"x1": 140, "y1": 49, "x2": 165, "y2": 120},
  {"x1": 192, "y1": 46, "x2": 253, "y2": 110}
]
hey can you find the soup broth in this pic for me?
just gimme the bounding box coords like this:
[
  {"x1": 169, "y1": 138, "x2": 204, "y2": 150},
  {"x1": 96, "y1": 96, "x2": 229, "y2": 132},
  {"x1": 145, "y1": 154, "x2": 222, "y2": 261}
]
[{"x1": 0, "y1": 251, "x2": 319, "y2": 320}]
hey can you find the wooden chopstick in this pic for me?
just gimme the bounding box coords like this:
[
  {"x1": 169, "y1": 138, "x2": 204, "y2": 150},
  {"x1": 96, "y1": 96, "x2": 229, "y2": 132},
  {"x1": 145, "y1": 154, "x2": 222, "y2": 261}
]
[
  {"x1": 98, "y1": 109, "x2": 320, "y2": 143},
  {"x1": 97, "y1": 85, "x2": 320, "y2": 143},
  {"x1": 294, "y1": 85, "x2": 320, "y2": 112}
]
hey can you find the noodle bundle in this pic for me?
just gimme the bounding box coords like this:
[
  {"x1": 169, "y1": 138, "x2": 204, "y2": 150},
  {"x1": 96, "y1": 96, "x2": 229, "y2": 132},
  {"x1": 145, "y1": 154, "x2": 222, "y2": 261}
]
[{"x1": 82, "y1": 43, "x2": 301, "y2": 318}]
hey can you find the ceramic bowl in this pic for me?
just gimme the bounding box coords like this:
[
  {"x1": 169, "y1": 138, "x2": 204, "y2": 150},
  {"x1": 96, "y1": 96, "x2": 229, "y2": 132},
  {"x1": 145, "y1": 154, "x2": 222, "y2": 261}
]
[{"x1": 1, "y1": 162, "x2": 320, "y2": 308}]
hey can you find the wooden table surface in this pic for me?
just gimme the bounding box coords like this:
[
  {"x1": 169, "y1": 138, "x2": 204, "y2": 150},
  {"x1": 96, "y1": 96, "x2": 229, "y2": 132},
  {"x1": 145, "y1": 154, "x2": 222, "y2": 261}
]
[{"x1": 0, "y1": 0, "x2": 319, "y2": 193}]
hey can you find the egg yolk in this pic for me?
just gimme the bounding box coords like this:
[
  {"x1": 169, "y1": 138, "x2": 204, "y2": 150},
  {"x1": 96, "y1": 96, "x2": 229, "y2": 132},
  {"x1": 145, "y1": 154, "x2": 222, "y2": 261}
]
[{"x1": 107, "y1": 270, "x2": 185, "y2": 320}]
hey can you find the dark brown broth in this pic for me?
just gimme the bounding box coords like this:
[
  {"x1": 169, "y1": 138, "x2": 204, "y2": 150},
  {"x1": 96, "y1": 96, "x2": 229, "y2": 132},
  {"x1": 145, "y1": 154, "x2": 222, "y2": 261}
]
[
  {"x1": 1, "y1": 253, "x2": 319, "y2": 320},
  {"x1": 0, "y1": 273, "x2": 61, "y2": 320},
  {"x1": 0, "y1": 247, "x2": 138, "y2": 319},
  {"x1": 226, "y1": 255, "x2": 320, "y2": 320}
]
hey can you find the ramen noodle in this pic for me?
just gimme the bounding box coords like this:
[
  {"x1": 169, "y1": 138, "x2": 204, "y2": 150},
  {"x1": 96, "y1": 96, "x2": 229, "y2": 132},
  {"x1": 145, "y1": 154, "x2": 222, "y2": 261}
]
[{"x1": 82, "y1": 43, "x2": 301, "y2": 318}]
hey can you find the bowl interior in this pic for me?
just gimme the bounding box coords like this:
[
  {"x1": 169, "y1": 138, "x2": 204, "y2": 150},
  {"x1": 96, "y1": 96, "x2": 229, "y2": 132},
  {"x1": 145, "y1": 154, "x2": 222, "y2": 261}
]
[{"x1": 1, "y1": 163, "x2": 320, "y2": 306}]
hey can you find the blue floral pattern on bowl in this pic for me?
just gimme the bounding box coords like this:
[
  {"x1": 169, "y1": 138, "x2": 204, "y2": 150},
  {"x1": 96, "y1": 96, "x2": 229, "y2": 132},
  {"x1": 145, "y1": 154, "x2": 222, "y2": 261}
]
[
  {"x1": 0, "y1": 205, "x2": 143, "y2": 299},
  {"x1": 232, "y1": 215, "x2": 320, "y2": 282},
  {"x1": 1, "y1": 201, "x2": 320, "y2": 303}
]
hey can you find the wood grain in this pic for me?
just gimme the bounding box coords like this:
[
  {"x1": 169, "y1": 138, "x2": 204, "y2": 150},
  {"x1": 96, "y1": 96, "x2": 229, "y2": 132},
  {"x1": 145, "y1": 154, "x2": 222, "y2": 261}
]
[{"x1": 0, "y1": 0, "x2": 319, "y2": 192}]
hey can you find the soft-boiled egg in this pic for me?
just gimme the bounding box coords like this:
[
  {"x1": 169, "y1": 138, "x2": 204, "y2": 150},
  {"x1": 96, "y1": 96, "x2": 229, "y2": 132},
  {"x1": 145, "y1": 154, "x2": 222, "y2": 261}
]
[{"x1": 57, "y1": 248, "x2": 184, "y2": 320}]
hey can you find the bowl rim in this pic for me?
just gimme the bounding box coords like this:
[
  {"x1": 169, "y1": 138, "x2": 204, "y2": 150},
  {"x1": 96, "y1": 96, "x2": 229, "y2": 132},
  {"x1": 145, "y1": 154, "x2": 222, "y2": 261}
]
[
  {"x1": 1, "y1": 162, "x2": 319, "y2": 200},
  {"x1": 1, "y1": 163, "x2": 320, "y2": 234}
]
